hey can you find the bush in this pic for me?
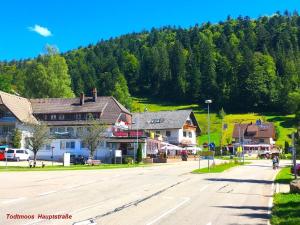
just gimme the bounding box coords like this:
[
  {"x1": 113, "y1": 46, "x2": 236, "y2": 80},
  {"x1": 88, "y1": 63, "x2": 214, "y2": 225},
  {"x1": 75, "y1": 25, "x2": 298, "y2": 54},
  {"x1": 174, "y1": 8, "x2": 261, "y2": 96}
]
[
  {"x1": 12, "y1": 129, "x2": 21, "y2": 148},
  {"x1": 137, "y1": 143, "x2": 142, "y2": 163},
  {"x1": 280, "y1": 153, "x2": 292, "y2": 159},
  {"x1": 123, "y1": 156, "x2": 133, "y2": 164}
]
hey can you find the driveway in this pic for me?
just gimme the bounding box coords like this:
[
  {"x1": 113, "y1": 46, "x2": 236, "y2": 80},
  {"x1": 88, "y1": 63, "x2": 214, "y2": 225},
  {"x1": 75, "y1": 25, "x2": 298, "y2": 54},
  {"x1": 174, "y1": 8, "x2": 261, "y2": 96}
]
[{"x1": 0, "y1": 160, "x2": 288, "y2": 225}]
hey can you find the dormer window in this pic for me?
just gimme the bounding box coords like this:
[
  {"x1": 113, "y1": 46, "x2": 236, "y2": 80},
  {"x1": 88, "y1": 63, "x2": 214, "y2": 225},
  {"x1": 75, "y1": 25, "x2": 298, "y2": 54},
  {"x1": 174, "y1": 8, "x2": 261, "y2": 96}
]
[{"x1": 150, "y1": 118, "x2": 165, "y2": 124}]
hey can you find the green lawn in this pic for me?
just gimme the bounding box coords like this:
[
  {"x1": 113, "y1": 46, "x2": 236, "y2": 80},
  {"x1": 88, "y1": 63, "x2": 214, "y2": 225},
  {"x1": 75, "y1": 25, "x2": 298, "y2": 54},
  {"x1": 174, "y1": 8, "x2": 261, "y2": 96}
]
[
  {"x1": 132, "y1": 97, "x2": 296, "y2": 147},
  {"x1": 271, "y1": 167, "x2": 299, "y2": 225},
  {"x1": 275, "y1": 167, "x2": 294, "y2": 184},
  {"x1": 192, "y1": 161, "x2": 247, "y2": 173},
  {"x1": 0, "y1": 163, "x2": 149, "y2": 172},
  {"x1": 271, "y1": 193, "x2": 300, "y2": 225}
]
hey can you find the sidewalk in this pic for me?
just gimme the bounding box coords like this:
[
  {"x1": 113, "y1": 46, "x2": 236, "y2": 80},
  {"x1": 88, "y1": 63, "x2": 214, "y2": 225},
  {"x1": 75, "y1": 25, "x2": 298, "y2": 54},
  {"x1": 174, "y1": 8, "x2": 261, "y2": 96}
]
[{"x1": 275, "y1": 183, "x2": 290, "y2": 193}]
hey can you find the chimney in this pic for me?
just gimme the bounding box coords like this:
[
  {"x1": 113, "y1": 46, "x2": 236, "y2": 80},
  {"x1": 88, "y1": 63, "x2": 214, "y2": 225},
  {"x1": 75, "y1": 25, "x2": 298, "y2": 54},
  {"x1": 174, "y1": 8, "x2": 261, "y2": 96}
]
[
  {"x1": 80, "y1": 92, "x2": 85, "y2": 105},
  {"x1": 92, "y1": 88, "x2": 97, "y2": 102}
]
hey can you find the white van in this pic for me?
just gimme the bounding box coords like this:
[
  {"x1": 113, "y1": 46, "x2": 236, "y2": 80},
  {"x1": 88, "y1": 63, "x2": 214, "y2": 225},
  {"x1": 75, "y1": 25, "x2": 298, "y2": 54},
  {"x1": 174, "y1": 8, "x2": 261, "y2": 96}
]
[{"x1": 5, "y1": 149, "x2": 32, "y2": 161}]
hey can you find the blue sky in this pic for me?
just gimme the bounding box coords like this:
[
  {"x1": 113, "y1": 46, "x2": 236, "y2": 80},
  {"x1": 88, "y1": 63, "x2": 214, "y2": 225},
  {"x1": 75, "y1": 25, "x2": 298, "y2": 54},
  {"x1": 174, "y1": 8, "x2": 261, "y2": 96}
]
[{"x1": 1, "y1": 0, "x2": 299, "y2": 61}]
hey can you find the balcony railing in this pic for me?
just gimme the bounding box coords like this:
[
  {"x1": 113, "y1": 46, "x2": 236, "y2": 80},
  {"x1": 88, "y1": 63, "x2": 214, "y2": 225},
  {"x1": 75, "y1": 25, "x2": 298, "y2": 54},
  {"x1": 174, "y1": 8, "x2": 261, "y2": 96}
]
[{"x1": 113, "y1": 130, "x2": 145, "y2": 138}]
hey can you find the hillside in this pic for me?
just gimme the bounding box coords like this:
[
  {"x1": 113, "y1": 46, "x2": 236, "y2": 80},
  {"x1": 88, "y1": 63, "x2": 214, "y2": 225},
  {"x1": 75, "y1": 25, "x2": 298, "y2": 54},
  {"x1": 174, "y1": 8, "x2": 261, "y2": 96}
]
[
  {"x1": 132, "y1": 97, "x2": 296, "y2": 148},
  {"x1": 1, "y1": 12, "x2": 300, "y2": 115}
]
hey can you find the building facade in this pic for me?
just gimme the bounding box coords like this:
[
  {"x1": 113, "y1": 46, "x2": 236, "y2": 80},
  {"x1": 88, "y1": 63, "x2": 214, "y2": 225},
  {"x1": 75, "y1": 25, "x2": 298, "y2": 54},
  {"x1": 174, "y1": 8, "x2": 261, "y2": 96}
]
[{"x1": 132, "y1": 110, "x2": 201, "y2": 152}]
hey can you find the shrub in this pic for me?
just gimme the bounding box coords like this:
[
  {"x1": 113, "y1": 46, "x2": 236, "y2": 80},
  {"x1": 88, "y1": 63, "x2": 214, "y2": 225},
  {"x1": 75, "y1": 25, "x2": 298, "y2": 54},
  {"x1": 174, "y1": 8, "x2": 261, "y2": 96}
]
[
  {"x1": 137, "y1": 143, "x2": 143, "y2": 163},
  {"x1": 12, "y1": 129, "x2": 21, "y2": 148},
  {"x1": 123, "y1": 156, "x2": 133, "y2": 164}
]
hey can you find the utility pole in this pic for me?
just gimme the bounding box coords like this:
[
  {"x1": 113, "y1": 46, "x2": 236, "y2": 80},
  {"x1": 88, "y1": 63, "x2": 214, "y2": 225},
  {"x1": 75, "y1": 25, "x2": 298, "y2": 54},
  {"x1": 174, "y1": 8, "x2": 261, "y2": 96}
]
[{"x1": 292, "y1": 133, "x2": 297, "y2": 179}]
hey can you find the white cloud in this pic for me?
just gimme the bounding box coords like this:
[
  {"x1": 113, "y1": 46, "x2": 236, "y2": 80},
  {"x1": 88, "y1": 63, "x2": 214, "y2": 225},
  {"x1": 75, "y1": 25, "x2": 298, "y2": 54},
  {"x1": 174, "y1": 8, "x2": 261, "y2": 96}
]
[{"x1": 29, "y1": 24, "x2": 52, "y2": 37}]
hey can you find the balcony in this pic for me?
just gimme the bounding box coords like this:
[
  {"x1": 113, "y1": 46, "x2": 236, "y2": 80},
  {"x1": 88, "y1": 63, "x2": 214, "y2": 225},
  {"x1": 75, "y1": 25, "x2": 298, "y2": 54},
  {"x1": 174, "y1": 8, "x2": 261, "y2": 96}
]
[{"x1": 113, "y1": 130, "x2": 145, "y2": 138}]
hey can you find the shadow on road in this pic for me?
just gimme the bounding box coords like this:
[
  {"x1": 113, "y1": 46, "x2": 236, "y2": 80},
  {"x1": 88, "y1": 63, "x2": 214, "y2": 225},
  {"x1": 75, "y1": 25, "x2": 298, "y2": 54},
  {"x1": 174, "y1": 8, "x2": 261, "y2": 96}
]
[
  {"x1": 243, "y1": 164, "x2": 272, "y2": 168},
  {"x1": 206, "y1": 178, "x2": 272, "y2": 184},
  {"x1": 214, "y1": 205, "x2": 269, "y2": 221}
]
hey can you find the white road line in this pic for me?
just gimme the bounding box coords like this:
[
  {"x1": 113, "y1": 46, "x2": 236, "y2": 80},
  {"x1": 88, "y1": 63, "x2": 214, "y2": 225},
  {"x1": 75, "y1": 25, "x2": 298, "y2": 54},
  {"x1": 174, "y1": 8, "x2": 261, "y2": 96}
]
[
  {"x1": 22, "y1": 219, "x2": 44, "y2": 225},
  {"x1": 145, "y1": 197, "x2": 190, "y2": 225},
  {"x1": 2, "y1": 197, "x2": 26, "y2": 204},
  {"x1": 38, "y1": 190, "x2": 56, "y2": 196},
  {"x1": 267, "y1": 197, "x2": 273, "y2": 215},
  {"x1": 161, "y1": 196, "x2": 173, "y2": 200},
  {"x1": 199, "y1": 185, "x2": 209, "y2": 192}
]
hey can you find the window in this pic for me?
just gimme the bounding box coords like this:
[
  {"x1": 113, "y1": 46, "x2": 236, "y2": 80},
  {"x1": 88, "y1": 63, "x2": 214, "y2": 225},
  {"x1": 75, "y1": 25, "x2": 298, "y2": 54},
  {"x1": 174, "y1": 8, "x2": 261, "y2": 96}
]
[
  {"x1": 155, "y1": 130, "x2": 160, "y2": 134},
  {"x1": 45, "y1": 144, "x2": 51, "y2": 150},
  {"x1": 80, "y1": 141, "x2": 86, "y2": 149},
  {"x1": 66, "y1": 141, "x2": 75, "y2": 149},
  {"x1": 259, "y1": 139, "x2": 264, "y2": 143},
  {"x1": 166, "y1": 131, "x2": 171, "y2": 137},
  {"x1": 57, "y1": 127, "x2": 65, "y2": 133},
  {"x1": 50, "y1": 114, "x2": 57, "y2": 120},
  {"x1": 16, "y1": 150, "x2": 24, "y2": 154},
  {"x1": 76, "y1": 114, "x2": 81, "y2": 120},
  {"x1": 67, "y1": 127, "x2": 74, "y2": 136},
  {"x1": 7, "y1": 150, "x2": 14, "y2": 153},
  {"x1": 188, "y1": 132, "x2": 192, "y2": 138},
  {"x1": 60, "y1": 141, "x2": 66, "y2": 150},
  {"x1": 58, "y1": 114, "x2": 65, "y2": 120},
  {"x1": 183, "y1": 131, "x2": 187, "y2": 137}
]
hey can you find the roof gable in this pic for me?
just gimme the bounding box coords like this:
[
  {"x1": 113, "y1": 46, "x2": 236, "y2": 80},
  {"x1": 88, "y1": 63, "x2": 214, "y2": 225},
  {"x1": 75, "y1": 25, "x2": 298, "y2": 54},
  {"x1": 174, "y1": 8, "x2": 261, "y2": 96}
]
[
  {"x1": 0, "y1": 91, "x2": 37, "y2": 123},
  {"x1": 232, "y1": 122, "x2": 275, "y2": 139},
  {"x1": 132, "y1": 110, "x2": 200, "y2": 132}
]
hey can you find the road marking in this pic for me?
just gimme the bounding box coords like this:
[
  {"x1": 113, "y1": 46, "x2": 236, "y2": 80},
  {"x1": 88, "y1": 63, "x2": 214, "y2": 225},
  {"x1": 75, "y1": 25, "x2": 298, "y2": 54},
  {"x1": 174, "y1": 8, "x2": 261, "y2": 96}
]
[
  {"x1": 267, "y1": 197, "x2": 273, "y2": 216},
  {"x1": 199, "y1": 185, "x2": 209, "y2": 192},
  {"x1": 162, "y1": 196, "x2": 173, "y2": 200},
  {"x1": 145, "y1": 197, "x2": 190, "y2": 225},
  {"x1": 73, "y1": 219, "x2": 97, "y2": 225},
  {"x1": 2, "y1": 197, "x2": 26, "y2": 204},
  {"x1": 22, "y1": 219, "x2": 44, "y2": 225},
  {"x1": 38, "y1": 190, "x2": 56, "y2": 196},
  {"x1": 271, "y1": 182, "x2": 274, "y2": 192}
]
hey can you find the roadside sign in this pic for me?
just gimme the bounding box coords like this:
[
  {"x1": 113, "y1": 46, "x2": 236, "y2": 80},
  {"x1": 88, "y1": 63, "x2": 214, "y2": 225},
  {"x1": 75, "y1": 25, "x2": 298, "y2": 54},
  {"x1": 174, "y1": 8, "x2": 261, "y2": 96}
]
[
  {"x1": 199, "y1": 151, "x2": 215, "y2": 157},
  {"x1": 115, "y1": 150, "x2": 122, "y2": 157},
  {"x1": 237, "y1": 146, "x2": 243, "y2": 153},
  {"x1": 208, "y1": 143, "x2": 215, "y2": 149}
]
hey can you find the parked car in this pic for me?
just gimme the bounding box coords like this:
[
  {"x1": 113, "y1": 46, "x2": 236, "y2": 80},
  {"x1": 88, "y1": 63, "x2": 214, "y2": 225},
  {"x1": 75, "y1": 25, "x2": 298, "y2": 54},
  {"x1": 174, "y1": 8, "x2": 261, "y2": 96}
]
[
  {"x1": 0, "y1": 145, "x2": 8, "y2": 161},
  {"x1": 5, "y1": 149, "x2": 32, "y2": 161},
  {"x1": 291, "y1": 164, "x2": 300, "y2": 175}
]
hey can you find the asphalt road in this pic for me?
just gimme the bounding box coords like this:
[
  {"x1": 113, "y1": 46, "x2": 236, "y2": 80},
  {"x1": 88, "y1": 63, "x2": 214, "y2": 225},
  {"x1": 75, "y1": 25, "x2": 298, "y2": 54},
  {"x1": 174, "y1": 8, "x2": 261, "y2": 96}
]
[{"x1": 0, "y1": 160, "x2": 289, "y2": 225}]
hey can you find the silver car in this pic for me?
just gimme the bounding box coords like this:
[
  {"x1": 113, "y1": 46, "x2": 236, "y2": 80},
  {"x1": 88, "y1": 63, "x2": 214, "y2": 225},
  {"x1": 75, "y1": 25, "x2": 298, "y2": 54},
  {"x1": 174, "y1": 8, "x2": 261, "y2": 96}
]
[{"x1": 5, "y1": 149, "x2": 32, "y2": 161}]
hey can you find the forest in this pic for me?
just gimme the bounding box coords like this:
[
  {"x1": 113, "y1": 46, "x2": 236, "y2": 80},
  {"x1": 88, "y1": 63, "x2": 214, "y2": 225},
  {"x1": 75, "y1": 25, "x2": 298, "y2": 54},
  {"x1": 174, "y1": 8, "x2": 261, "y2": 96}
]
[{"x1": 1, "y1": 11, "x2": 300, "y2": 114}]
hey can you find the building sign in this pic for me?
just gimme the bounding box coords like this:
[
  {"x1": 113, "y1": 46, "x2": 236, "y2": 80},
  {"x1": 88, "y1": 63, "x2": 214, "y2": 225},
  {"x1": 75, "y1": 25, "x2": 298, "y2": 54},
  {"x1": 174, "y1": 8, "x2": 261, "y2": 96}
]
[
  {"x1": 115, "y1": 150, "x2": 122, "y2": 157},
  {"x1": 199, "y1": 151, "x2": 215, "y2": 157}
]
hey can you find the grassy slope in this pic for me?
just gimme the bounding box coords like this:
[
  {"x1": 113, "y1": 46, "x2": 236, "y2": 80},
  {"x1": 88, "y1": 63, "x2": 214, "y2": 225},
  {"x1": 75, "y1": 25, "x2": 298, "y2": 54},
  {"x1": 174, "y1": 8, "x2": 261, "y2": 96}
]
[{"x1": 132, "y1": 98, "x2": 295, "y2": 147}]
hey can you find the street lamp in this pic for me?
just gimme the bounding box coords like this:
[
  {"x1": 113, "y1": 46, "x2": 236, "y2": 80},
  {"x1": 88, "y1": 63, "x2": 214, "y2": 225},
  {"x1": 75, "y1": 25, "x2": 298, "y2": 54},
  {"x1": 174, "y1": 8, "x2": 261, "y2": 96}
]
[
  {"x1": 205, "y1": 100, "x2": 212, "y2": 151},
  {"x1": 51, "y1": 146, "x2": 55, "y2": 166},
  {"x1": 236, "y1": 120, "x2": 246, "y2": 164}
]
